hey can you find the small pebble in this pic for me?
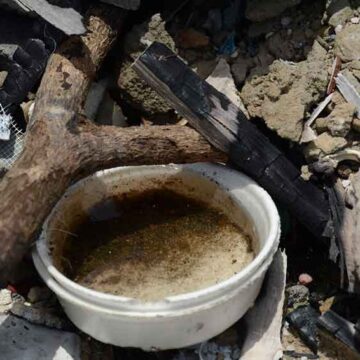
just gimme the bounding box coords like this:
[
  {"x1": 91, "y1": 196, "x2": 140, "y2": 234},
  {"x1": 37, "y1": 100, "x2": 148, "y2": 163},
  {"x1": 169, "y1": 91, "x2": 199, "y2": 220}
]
[
  {"x1": 351, "y1": 17, "x2": 360, "y2": 24},
  {"x1": 335, "y1": 24, "x2": 343, "y2": 34},
  {"x1": 281, "y1": 17, "x2": 292, "y2": 27},
  {"x1": 0, "y1": 289, "x2": 13, "y2": 313},
  {"x1": 299, "y1": 273, "x2": 313, "y2": 285},
  {"x1": 27, "y1": 287, "x2": 51, "y2": 304},
  {"x1": 0, "y1": 289, "x2": 12, "y2": 306},
  {"x1": 286, "y1": 285, "x2": 309, "y2": 306}
]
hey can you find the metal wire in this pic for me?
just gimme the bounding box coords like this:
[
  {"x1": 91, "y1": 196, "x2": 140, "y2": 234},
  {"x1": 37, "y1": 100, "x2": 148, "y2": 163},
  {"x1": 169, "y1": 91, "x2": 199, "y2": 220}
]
[{"x1": 0, "y1": 119, "x2": 25, "y2": 169}]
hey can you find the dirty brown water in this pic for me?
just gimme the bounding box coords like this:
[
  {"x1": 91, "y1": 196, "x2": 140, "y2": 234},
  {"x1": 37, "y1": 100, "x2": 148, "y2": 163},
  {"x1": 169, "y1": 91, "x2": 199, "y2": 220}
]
[{"x1": 58, "y1": 189, "x2": 255, "y2": 301}]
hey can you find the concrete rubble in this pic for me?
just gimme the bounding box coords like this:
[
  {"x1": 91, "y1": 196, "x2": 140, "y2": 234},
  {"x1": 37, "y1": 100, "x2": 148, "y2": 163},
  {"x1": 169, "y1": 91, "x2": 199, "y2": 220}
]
[
  {"x1": 0, "y1": 314, "x2": 81, "y2": 360},
  {"x1": 335, "y1": 24, "x2": 360, "y2": 62},
  {"x1": 0, "y1": 286, "x2": 80, "y2": 359},
  {"x1": 241, "y1": 42, "x2": 329, "y2": 142},
  {"x1": 117, "y1": 13, "x2": 177, "y2": 117}
]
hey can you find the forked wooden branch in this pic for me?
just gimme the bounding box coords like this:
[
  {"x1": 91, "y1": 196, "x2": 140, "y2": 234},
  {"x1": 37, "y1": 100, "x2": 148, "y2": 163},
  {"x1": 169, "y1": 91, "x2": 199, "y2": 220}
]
[
  {"x1": 133, "y1": 42, "x2": 331, "y2": 238},
  {"x1": 0, "y1": 7, "x2": 225, "y2": 279}
]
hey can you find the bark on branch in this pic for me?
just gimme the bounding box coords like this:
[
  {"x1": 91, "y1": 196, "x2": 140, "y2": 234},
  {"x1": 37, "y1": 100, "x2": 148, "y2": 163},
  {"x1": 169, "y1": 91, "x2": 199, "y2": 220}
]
[{"x1": 0, "y1": 7, "x2": 224, "y2": 279}]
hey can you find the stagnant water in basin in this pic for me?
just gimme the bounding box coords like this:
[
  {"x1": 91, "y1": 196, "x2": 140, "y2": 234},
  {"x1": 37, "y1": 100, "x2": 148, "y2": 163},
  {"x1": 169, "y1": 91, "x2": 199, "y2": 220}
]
[{"x1": 58, "y1": 189, "x2": 255, "y2": 301}]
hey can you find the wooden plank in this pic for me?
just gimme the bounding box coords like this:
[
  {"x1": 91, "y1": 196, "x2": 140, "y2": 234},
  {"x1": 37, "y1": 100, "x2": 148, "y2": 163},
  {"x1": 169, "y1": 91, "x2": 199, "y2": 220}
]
[{"x1": 133, "y1": 42, "x2": 330, "y2": 238}]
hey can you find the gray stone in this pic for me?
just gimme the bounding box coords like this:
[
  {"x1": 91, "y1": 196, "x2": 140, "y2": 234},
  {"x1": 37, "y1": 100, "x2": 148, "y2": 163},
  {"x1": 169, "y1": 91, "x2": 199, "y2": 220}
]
[
  {"x1": 0, "y1": 314, "x2": 80, "y2": 360},
  {"x1": 315, "y1": 117, "x2": 329, "y2": 133},
  {"x1": 245, "y1": 0, "x2": 301, "y2": 22},
  {"x1": 10, "y1": 301, "x2": 69, "y2": 330},
  {"x1": 27, "y1": 286, "x2": 52, "y2": 304},
  {"x1": 335, "y1": 24, "x2": 360, "y2": 62},
  {"x1": 286, "y1": 285, "x2": 309, "y2": 307}
]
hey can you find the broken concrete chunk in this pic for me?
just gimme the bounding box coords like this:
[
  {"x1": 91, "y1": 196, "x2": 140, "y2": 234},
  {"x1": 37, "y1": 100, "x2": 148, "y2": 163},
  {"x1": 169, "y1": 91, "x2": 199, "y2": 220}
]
[
  {"x1": 325, "y1": 102, "x2": 355, "y2": 136},
  {"x1": 123, "y1": 13, "x2": 176, "y2": 56},
  {"x1": 245, "y1": 0, "x2": 301, "y2": 22},
  {"x1": 10, "y1": 301, "x2": 69, "y2": 330},
  {"x1": 118, "y1": 65, "x2": 173, "y2": 115},
  {"x1": 315, "y1": 117, "x2": 329, "y2": 133},
  {"x1": 206, "y1": 59, "x2": 249, "y2": 118},
  {"x1": 335, "y1": 24, "x2": 360, "y2": 62},
  {"x1": 118, "y1": 14, "x2": 177, "y2": 116},
  {"x1": 0, "y1": 314, "x2": 80, "y2": 360},
  {"x1": 304, "y1": 132, "x2": 348, "y2": 159},
  {"x1": 328, "y1": 6, "x2": 353, "y2": 27},
  {"x1": 241, "y1": 42, "x2": 329, "y2": 142}
]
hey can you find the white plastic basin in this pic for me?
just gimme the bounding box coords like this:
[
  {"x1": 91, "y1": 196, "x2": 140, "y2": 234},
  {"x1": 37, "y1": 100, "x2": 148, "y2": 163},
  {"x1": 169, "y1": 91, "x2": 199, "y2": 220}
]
[{"x1": 33, "y1": 163, "x2": 280, "y2": 350}]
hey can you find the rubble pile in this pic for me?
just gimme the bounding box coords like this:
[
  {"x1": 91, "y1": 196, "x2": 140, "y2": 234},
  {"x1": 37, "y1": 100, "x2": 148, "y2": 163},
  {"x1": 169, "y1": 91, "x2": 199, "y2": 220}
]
[{"x1": 2, "y1": 0, "x2": 360, "y2": 359}]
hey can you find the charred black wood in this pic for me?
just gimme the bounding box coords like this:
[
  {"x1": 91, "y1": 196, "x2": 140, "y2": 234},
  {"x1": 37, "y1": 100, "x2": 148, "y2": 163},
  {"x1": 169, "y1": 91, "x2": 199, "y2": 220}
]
[
  {"x1": 318, "y1": 310, "x2": 360, "y2": 354},
  {"x1": 286, "y1": 305, "x2": 320, "y2": 353},
  {"x1": 133, "y1": 42, "x2": 330, "y2": 239}
]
